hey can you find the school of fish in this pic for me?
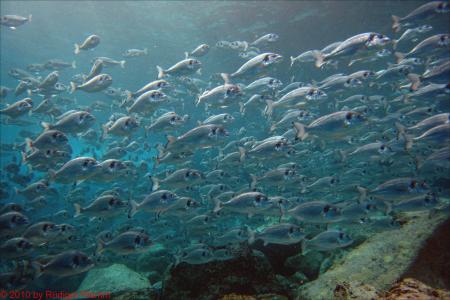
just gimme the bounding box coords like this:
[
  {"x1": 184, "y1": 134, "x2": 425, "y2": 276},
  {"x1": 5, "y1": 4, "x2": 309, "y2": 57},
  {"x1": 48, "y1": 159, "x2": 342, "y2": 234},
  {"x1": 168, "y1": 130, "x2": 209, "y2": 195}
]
[{"x1": 0, "y1": 1, "x2": 449, "y2": 290}]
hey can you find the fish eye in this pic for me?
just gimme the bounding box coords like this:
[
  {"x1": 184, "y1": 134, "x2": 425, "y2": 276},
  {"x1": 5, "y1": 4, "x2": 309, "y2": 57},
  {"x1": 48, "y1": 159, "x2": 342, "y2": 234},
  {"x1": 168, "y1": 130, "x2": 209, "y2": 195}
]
[
  {"x1": 284, "y1": 170, "x2": 289, "y2": 175},
  {"x1": 323, "y1": 205, "x2": 330, "y2": 213},
  {"x1": 410, "y1": 180, "x2": 417, "y2": 188},
  {"x1": 202, "y1": 251, "x2": 207, "y2": 257},
  {"x1": 204, "y1": 216, "x2": 209, "y2": 222},
  {"x1": 289, "y1": 227, "x2": 294, "y2": 234},
  {"x1": 161, "y1": 193, "x2": 167, "y2": 200},
  {"x1": 339, "y1": 232, "x2": 345, "y2": 239},
  {"x1": 108, "y1": 198, "x2": 116, "y2": 205},
  {"x1": 134, "y1": 236, "x2": 141, "y2": 244},
  {"x1": 345, "y1": 112, "x2": 353, "y2": 120},
  {"x1": 110, "y1": 161, "x2": 116, "y2": 168},
  {"x1": 427, "y1": 107, "x2": 432, "y2": 112},
  {"x1": 255, "y1": 195, "x2": 261, "y2": 202}
]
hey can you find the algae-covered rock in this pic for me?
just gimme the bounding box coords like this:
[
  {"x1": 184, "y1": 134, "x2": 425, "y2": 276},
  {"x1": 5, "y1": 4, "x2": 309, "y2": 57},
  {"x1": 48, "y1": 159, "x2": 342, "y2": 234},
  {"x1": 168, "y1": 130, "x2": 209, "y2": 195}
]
[
  {"x1": 384, "y1": 278, "x2": 450, "y2": 300},
  {"x1": 296, "y1": 211, "x2": 449, "y2": 300},
  {"x1": 76, "y1": 263, "x2": 151, "y2": 296}
]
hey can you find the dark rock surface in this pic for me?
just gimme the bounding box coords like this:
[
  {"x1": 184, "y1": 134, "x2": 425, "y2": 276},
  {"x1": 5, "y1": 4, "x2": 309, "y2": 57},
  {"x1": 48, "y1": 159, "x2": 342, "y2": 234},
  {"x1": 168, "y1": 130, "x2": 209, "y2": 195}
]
[{"x1": 162, "y1": 249, "x2": 292, "y2": 300}]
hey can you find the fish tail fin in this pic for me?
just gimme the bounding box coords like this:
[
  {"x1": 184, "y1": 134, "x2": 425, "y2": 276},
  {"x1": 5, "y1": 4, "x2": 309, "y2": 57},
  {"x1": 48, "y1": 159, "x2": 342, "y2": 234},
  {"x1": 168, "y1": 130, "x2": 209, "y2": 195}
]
[
  {"x1": 156, "y1": 66, "x2": 165, "y2": 79},
  {"x1": 394, "y1": 52, "x2": 405, "y2": 64},
  {"x1": 290, "y1": 56, "x2": 295, "y2": 68},
  {"x1": 73, "y1": 203, "x2": 82, "y2": 218},
  {"x1": 195, "y1": 95, "x2": 202, "y2": 107},
  {"x1": 13, "y1": 187, "x2": 19, "y2": 200},
  {"x1": 48, "y1": 169, "x2": 56, "y2": 181},
  {"x1": 120, "y1": 60, "x2": 126, "y2": 68},
  {"x1": 407, "y1": 73, "x2": 421, "y2": 91},
  {"x1": 25, "y1": 138, "x2": 33, "y2": 152},
  {"x1": 74, "y1": 43, "x2": 80, "y2": 55},
  {"x1": 31, "y1": 262, "x2": 44, "y2": 279},
  {"x1": 165, "y1": 135, "x2": 176, "y2": 148},
  {"x1": 221, "y1": 73, "x2": 231, "y2": 84},
  {"x1": 243, "y1": 41, "x2": 249, "y2": 51},
  {"x1": 392, "y1": 39, "x2": 398, "y2": 50},
  {"x1": 264, "y1": 99, "x2": 274, "y2": 117},
  {"x1": 128, "y1": 199, "x2": 138, "y2": 218},
  {"x1": 395, "y1": 122, "x2": 406, "y2": 139},
  {"x1": 384, "y1": 201, "x2": 393, "y2": 215},
  {"x1": 270, "y1": 123, "x2": 277, "y2": 132},
  {"x1": 416, "y1": 156, "x2": 424, "y2": 170},
  {"x1": 300, "y1": 240, "x2": 309, "y2": 255},
  {"x1": 151, "y1": 176, "x2": 160, "y2": 191},
  {"x1": 144, "y1": 48, "x2": 148, "y2": 55},
  {"x1": 21, "y1": 151, "x2": 27, "y2": 164},
  {"x1": 238, "y1": 146, "x2": 246, "y2": 162},
  {"x1": 101, "y1": 125, "x2": 108, "y2": 141},
  {"x1": 247, "y1": 227, "x2": 256, "y2": 245},
  {"x1": 28, "y1": 14, "x2": 32, "y2": 22},
  {"x1": 293, "y1": 122, "x2": 308, "y2": 141},
  {"x1": 238, "y1": 102, "x2": 245, "y2": 115},
  {"x1": 40, "y1": 121, "x2": 51, "y2": 131},
  {"x1": 250, "y1": 174, "x2": 257, "y2": 190},
  {"x1": 71, "y1": 61, "x2": 76, "y2": 69},
  {"x1": 402, "y1": 133, "x2": 413, "y2": 151},
  {"x1": 96, "y1": 240, "x2": 105, "y2": 254},
  {"x1": 213, "y1": 198, "x2": 223, "y2": 213},
  {"x1": 126, "y1": 90, "x2": 134, "y2": 101},
  {"x1": 357, "y1": 186, "x2": 368, "y2": 202},
  {"x1": 312, "y1": 50, "x2": 325, "y2": 68},
  {"x1": 392, "y1": 15, "x2": 401, "y2": 33},
  {"x1": 69, "y1": 82, "x2": 77, "y2": 94},
  {"x1": 338, "y1": 149, "x2": 347, "y2": 162}
]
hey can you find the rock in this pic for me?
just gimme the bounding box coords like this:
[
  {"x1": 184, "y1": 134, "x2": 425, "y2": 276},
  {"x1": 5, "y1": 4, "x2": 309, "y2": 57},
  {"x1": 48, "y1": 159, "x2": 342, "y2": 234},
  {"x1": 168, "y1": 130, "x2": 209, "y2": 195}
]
[
  {"x1": 163, "y1": 248, "x2": 291, "y2": 299},
  {"x1": 76, "y1": 263, "x2": 152, "y2": 296},
  {"x1": 284, "y1": 250, "x2": 328, "y2": 280},
  {"x1": 296, "y1": 211, "x2": 448, "y2": 300},
  {"x1": 402, "y1": 217, "x2": 450, "y2": 289},
  {"x1": 332, "y1": 281, "x2": 382, "y2": 300},
  {"x1": 290, "y1": 272, "x2": 308, "y2": 285},
  {"x1": 384, "y1": 278, "x2": 450, "y2": 300},
  {"x1": 136, "y1": 244, "x2": 172, "y2": 275}
]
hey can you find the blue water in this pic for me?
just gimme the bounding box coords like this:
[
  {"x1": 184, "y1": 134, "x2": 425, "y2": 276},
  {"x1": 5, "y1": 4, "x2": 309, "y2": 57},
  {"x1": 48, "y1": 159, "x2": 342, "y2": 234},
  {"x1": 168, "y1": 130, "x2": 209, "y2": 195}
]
[{"x1": 1, "y1": 0, "x2": 449, "y2": 298}]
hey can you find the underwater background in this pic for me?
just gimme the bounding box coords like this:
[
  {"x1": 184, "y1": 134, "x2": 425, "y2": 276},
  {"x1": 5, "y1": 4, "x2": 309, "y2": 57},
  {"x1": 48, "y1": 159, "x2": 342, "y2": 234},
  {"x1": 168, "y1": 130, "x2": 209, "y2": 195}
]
[{"x1": 1, "y1": 1, "x2": 449, "y2": 299}]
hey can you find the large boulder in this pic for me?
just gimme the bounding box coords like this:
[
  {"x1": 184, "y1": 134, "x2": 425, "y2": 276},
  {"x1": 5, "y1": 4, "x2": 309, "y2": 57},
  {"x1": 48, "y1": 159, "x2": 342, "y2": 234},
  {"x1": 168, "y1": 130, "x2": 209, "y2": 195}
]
[
  {"x1": 296, "y1": 211, "x2": 449, "y2": 300},
  {"x1": 162, "y1": 249, "x2": 291, "y2": 300},
  {"x1": 76, "y1": 263, "x2": 153, "y2": 298}
]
